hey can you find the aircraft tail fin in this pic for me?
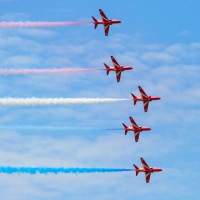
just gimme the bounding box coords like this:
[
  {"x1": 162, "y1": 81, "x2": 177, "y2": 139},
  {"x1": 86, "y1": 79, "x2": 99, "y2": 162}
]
[
  {"x1": 104, "y1": 63, "x2": 110, "y2": 75},
  {"x1": 133, "y1": 164, "x2": 139, "y2": 176},
  {"x1": 122, "y1": 123, "x2": 128, "y2": 135},
  {"x1": 131, "y1": 93, "x2": 137, "y2": 105},
  {"x1": 92, "y1": 16, "x2": 98, "y2": 29}
]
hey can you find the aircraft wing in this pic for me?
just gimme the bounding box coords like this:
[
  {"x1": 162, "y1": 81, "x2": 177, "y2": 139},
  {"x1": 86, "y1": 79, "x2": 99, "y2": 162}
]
[
  {"x1": 111, "y1": 56, "x2": 121, "y2": 70},
  {"x1": 134, "y1": 131, "x2": 140, "y2": 142},
  {"x1": 129, "y1": 117, "x2": 138, "y2": 129},
  {"x1": 99, "y1": 9, "x2": 110, "y2": 36},
  {"x1": 104, "y1": 24, "x2": 110, "y2": 36},
  {"x1": 138, "y1": 86, "x2": 148, "y2": 99},
  {"x1": 143, "y1": 101, "x2": 149, "y2": 112},
  {"x1": 99, "y1": 9, "x2": 109, "y2": 22},
  {"x1": 145, "y1": 172, "x2": 151, "y2": 183},
  {"x1": 140, "y1": 157, "x2": 150, "y2": 170},
  {"x1": 116, "y1": 71, "x2": 122, "y2": 82}
]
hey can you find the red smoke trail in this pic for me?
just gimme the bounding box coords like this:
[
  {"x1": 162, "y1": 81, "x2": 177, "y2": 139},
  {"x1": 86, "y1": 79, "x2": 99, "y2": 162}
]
[
  {"x1": 0, "y1": 68, "x2": 104, "y2": 75},
  {"x1": 0, "y1": 21, "x2": 93, "y2": 28}
]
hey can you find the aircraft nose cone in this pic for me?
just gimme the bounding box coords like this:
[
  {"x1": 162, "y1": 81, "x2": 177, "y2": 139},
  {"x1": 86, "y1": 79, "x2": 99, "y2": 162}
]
[
  {"x1": 126, "y1": 66, "x2": 133, "y2": 70},
  {"x1": 143, "y1": 127, "x2": 151, "y2": 131}
]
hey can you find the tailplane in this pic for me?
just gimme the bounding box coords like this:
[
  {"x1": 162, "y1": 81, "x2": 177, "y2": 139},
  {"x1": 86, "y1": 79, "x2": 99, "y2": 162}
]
[
  {"x1": 133, "y1": 164, "x2": 139, "y2": 176},
  {"x1": 122, "y1": 123, "x2": 128, "y2": 135},
  {"x1": 131, "y1": 93, "x2": 137, "y2": 105},
  {"x1": 92, "y1": 16, "x2": 98, "y2": 29},
  {"x1": 104, "y1": 63, "x2": 110, "y2": 75}
]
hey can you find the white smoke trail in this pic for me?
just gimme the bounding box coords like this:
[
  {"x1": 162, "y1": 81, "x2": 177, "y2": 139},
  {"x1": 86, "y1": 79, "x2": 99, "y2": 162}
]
[{"x1": 0, "y1": 98, "x2": 130, "y2": 106}]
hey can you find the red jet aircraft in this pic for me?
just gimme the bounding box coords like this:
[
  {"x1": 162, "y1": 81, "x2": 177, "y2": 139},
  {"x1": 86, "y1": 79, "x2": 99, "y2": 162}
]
[
  {"x1": 104, "y1": 56, "x2": 133, "y2": 82},
  {"x1": 92, "y1": 9, "x2": 121, "y2": 36},
  {"x1": 131, "y1": 86, "x2": 161, "y2": 112},
  {"x1": 122, "y1": 116, "x2": 151, "y2": 142},
  {"x1": 133, "y1": 157, "x2": 162, "y2": 183}
]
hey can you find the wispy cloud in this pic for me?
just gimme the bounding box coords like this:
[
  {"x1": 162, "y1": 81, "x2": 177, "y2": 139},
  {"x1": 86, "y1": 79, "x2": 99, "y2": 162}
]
[{"x1": 0, "y1": 18, "x2": 199, "y2": 199}]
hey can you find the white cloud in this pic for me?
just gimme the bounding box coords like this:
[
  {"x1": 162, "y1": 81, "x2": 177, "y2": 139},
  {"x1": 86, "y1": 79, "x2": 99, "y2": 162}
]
[
  {"x1": 0, "y1": 27, "x2": 199, "y2": 199},
  {"x1": 141, "y1": 52, "x2": 178, "y2": 63},
  {"x1": 0, "y1": 12, "x2": 29, "y2": 21},
  {"x1": 17, "y1": 28, "x2": 56, "y2": 38}
]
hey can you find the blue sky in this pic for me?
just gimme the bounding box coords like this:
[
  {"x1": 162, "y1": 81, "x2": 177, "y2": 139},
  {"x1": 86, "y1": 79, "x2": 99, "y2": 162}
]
[{"x1": 0, "y1": 0, "x2": 199, "y2": 199}]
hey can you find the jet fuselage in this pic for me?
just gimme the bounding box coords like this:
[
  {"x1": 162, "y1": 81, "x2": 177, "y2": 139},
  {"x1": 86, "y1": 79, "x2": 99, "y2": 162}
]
[
  {"x1": 106, "y1": 66, "x2": 133, "y2": 72},
  {"x1": 95, "y1": 19, "x2": 121, "y2": 25},
  {"x1": 135, "y1": 96, "x2": 161, "y2": 102},
  {"x1": 136, "y1": 167, "x2": 162, "y2": 173},
  {"x1": 125, "y1": 126, "x2": 151, "y2": 132}
]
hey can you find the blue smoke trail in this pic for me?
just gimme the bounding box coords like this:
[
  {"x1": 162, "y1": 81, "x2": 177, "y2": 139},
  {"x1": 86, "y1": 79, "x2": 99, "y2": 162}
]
[
  {"x1": 0, "y1": 126, "x2": 123, "y2": 131},
  {"x1": 0, "y1": 167, "x2": 133, "y2": 174}
]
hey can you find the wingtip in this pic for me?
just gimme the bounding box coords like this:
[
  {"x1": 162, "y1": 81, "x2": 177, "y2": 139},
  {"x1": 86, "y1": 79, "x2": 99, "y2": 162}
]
[{"x1": 129, "y1": 116, "x2": 134, "y2": 122}]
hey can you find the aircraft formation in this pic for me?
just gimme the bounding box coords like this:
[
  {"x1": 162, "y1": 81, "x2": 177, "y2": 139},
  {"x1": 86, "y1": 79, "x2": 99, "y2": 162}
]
[
  {"x1": 93, "y1": 9, "x2": 162, "y2": 183},
  {"x1": 0, "y1": 9, "x2": 162, "y2": 183}
]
